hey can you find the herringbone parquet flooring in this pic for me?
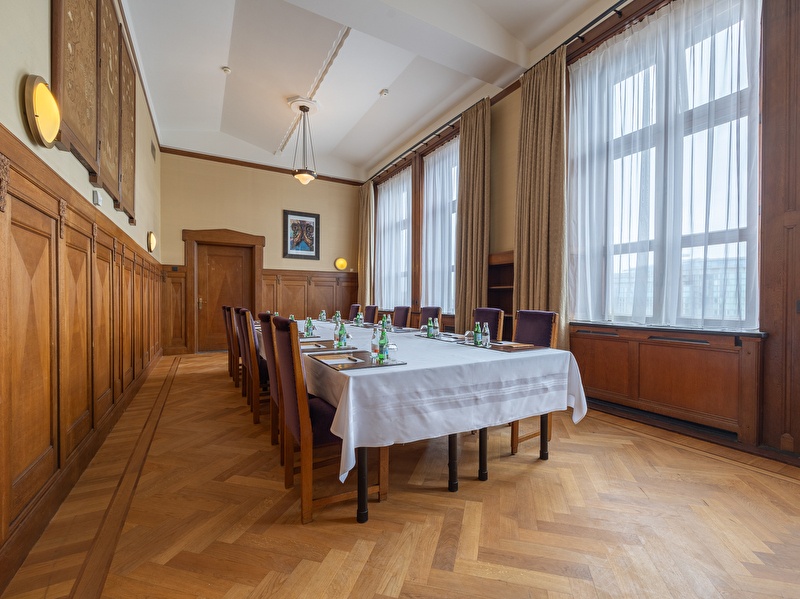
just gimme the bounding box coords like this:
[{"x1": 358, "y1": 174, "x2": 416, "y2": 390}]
[{"x1": 3, "y1": 353, "x2": 800, "y2": 598}]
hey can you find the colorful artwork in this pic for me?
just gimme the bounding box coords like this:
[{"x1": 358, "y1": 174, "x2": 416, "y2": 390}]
[{"x1": 283, "y1": 210, "x2": 319, "y2": 260}]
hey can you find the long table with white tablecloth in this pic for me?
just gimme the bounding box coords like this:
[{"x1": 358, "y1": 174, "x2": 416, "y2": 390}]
[{"x1": 303, "y1": 321, "x2": 588, "y2": 486}]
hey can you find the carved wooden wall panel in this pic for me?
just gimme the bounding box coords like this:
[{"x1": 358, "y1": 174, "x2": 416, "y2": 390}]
[
  {"x1": 59, "y1": 221, "x2": 93, "y2": 461},
  {"x1": 95, "y1": 0, "x2": 120, "y2": 199},
  {"x1": 93, "y1": 235, "x2": 114, "y2": 422},
  {"x1": 118, "y1": 41, "x2": 136, "y2": 222},
  {"x1": 51, "y1": 0, "x2": 99, "y2": 173},
  {"x1": 336, "y1": 277, "x2": 358, "y2": 316},
  {"x1": 7, "y1": 196, "x2": 58, "y2": 523},
  {"x1": 262, "y1": 275, "x2": 277, "y2": 313}
]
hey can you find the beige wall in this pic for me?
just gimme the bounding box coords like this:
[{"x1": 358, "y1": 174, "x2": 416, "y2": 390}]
[
  {"x1": 490, "y1": 89, "x2": 521, "y2": 254},
  {"x1": 160, "y1": 153, "x2": 360, "y2": 270},
  {"x1": 0, "y1": 0, "x2": 161, "y2": 257}
]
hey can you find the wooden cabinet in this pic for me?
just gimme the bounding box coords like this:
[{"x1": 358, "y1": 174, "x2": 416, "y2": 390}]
[
  {"x1": 488, "y1": 250, "x2": 514, "y2": 340},
  {"x1": 570, "y1": 323, "x2": 765, "y2": 445}
]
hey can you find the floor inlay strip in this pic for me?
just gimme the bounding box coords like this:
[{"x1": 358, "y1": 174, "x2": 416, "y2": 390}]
[{"x1": 67, "y1": 357, "x2": 180, "y2": 599}]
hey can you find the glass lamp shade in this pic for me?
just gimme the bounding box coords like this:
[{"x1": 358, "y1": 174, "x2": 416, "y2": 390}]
[
  {"x1": 25, "y1": 75, "x2": 61, "y2": 148},
  {"x1": 334, "y1": 257, "x2": 347, "y2": 271},
  {"x1": 294, "y1": 169, "x2": 316, "y2": 185}
]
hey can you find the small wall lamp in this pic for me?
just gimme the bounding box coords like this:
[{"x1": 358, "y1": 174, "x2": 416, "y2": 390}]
[
  {"x1": 24, "y1": 75, "x2": 61, "y2": 148},
  {"x1": 334, "y1": 257, "x2": 347, "y2": 271},
  {"x1": 146, "y1": 231, "x2": 157, "y2": 253}
]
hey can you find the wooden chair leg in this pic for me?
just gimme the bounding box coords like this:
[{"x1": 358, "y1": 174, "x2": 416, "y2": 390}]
[
  {"x1": 284, "y1": 430, "x2": 294, "y2": 490},
  {"x1": 300, "y1": 445, "x2": 314, "y2": 524},
  {"x1": 511, "y1": 420, "x2": 520, "y2": 455},
  {"x1": 270, "y1": 394, "x2": 279, "y2": 446},
  {"x1": 378, "y1": 446, "x2": 389, "y2": 501}
]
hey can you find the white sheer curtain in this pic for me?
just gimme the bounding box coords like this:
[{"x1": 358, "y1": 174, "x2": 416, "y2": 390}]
[
  {"x1": 568, "y1": 0, "x2": 761, "y2": 330},
  {"x1": 375, "y1": 167, "x2": 412, "y2": 310},
  {"x1": 421, "y1": 137, "x2": 459, "y2": 314}
]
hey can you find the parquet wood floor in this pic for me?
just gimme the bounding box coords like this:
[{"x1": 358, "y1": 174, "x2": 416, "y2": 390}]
[{"x1": 3, "y1": 353, "x2": 800, "y2": 598}]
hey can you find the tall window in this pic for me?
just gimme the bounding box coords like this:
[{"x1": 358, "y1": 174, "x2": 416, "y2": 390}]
[
  {"x1": 421, "y1": 137, "x2": 459, "y2": 314},
  {"x1": 375, "y1": 167, "x2": 412, "y2": 309},
  {"x1": 568, "y1": 0, "x2": 761, "y2": 330}
]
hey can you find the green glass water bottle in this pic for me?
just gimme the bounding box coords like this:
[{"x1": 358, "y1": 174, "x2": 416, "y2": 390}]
[
  {"x1": 378, "y1": 326, "x2": 388, "y2": 363},
  {"x1": 338, "y1": 321, "x2": 347, "y2": 348},
  {"x1": 473, "y1": 322, "x2": 482, "y2": 346},
  {"x1": 427, "y1": 317, "x2": 434, "y2": 338}
]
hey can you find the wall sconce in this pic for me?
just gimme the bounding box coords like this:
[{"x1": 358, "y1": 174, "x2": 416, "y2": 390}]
[
  {"x1": 334, "y1": 257, "x2": 347, "y2": 271},
  {"x1": 146, "y1": 231, "x2": 157, "y2": 253},
  {"x1": 24, "y1": 75, "x2": 61, "y2": 148}
]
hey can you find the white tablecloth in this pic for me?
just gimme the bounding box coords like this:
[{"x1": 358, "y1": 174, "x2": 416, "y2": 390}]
[{"x1": 304, "y1": 321, "x2": 588, "y2": 481}]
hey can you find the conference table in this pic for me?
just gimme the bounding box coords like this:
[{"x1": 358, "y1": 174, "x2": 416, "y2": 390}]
[{"x1": 301, "y1": 319, "x2": 588, "y2": 522}]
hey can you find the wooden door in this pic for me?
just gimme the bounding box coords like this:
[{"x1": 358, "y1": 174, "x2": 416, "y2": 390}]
[{"x1": 197, "y1": 244, "x2": 253, "y2": 351}]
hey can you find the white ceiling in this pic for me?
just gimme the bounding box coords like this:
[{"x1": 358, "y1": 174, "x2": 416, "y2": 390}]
[{"x1": 120, "y1": 0, "x2": 610, "y2": 182}]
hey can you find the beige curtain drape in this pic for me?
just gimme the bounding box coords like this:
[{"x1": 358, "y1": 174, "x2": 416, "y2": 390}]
[
  {"x1": 513, "y1": 46, "x2": 568, "y2": 347},
  {"x1": 454, "y1": 98, "x2": 491, "y2": 334},
  {"x1": 357, "y1": 181, "x2": 375, "y2": 307}
]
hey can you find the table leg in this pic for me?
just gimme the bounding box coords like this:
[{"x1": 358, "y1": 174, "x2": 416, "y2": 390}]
[
  {"x1": 448, "y1": 434, "x2": 458, "y2": 492},
  {"x1": 539, "y1": 414, "x2": 549, "y2": 460},
  {"x1": 478, "y1": 427, "x2": 488, "y2": 481},
  {"x1": 357, "y1": 447, "x2": 368, "y2": 523}
]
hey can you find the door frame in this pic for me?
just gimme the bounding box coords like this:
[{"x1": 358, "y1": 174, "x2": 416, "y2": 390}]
[{"x1": 183, "y1": 229, "x2": 265, "y2": 353}]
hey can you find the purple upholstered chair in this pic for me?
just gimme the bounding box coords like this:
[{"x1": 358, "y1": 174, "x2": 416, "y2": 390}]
[
  {"x1": 271, "y1": 316, "x2": 388, "y2": 523},
  {"x1": 472, "y1": 307, "x2": 505, "y2": 342},
  {"x1": 510, "y1": 310, "x2": 559, "y2": 454}
]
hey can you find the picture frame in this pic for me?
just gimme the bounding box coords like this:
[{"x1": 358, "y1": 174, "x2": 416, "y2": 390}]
[{"x1": 283, "y1": 209, "x2": 320, "y2": 260}]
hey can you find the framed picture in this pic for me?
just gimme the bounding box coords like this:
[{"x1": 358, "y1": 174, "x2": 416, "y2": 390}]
[{"x1": 283, "y1": 210, "x2": 320, "y2": 260}]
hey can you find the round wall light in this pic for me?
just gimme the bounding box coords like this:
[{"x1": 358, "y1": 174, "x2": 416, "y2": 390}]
[
  {"x1": 334, "y1": 257, "x2": 347, "y2": 271},
  {"x1": 24, "y1": 75, "x2": 61, "y2": 148},
  {"x1": 146, "y1": 231, "x2": 157, "y2": 253}
]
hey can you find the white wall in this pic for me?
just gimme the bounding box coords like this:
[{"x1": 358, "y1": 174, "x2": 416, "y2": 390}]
[{"x1": 0, "y1": 0, "x2": 161, "y2": 257}]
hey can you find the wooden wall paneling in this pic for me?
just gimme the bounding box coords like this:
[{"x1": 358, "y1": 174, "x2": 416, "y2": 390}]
[
  {"x1": 133, "y1": 257, "x2": 143, "y2": 374},
  {"x1": 0, "y1": 124, "x2": 165, "y2": 593},
  {"x1": 112, "y1": 239, "x2": 123, "y2": 399},
  {"x1": 121, "y1": 248, "x2": 134, "y2": 389},
  {"x1": 262, "y1": 272, "x2": 277, "y2": 313},
  {"x1": 161, "y1": 266, "x2": 188, "y2": 354},
  {"x1": 0, "y1": 153, "x2": 9, "y2": 542},
  {"x1": 278, "y1": 273, "x2": 309, "y2": 318},
  {"x1": 336, "y1": 274, "x2": 358, "y2": 317},
  {"x1": 92, "y1": 228, "x2": 114, "y2": 423},
  {"x1": 6, "y1": 191, "x2": 59, "y2": 525},
  {"x1": 58, "y1": 204, "x2": 94, "y2": 462},
  {"x1": 308, "y1": 275, "x2": 336, "y2": 317},
  {"x1": 117, "y1": 38, "x2": 136, "y2": 222},
  {"x1": 92, "y1": 0, "x2": 120, "y2": 201},
  {"x1": 51, "y1": 0, "x2": 99, "y2": 174},
  {"x1": 761, "y1": 0, "x2": 800, "y2": 454},
  {"x1": 570, "y1": 324, "x2": 764, "y2": 444}
]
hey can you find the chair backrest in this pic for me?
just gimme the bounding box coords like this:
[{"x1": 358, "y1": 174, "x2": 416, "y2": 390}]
[
  {"x1": 239, "y1": 308, "x2": 261, "y2": 389},
  {"x1": 272, "y1": 315, "x2": 309, "y2": 445},
  {"x1": 419, "y1": 306, "x2": 442, "y2": 326},
  {"x1": 472, "y1": 307, "x2": 504, "y2": 342},
  {"x1": 513, "y1": 310, "x2": 558, "y2": 347},
  {"x1": 258, "y1": 312, "x2": 280, "y2": 407},
  {"x1": 348, "y1": 303, "x2": 361, "y2": 321},
  {"x1": 364, "y1": 305, "x2": 379, "y2": 324},
  {"x1": 393, "y1": 306, "x2": 411, "y2": 327},
  {"x1": 234, "y1": 307, "x2": 250, "y2": 377},
  {"x1": 222, "y1": 305, "x2": 234, "y2": 374}
]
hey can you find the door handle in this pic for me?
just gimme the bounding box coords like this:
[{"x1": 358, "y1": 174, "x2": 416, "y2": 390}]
[{"x1": 198, "y1": 297, "x2": 204, "y2": 311}]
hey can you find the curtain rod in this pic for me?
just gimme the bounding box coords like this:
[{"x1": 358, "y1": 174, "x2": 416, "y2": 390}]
[
  {"x1": 369, "y1": 111, "x2": 463, "y2": 181},
  {"x1": 370, "y1": 0, "x2": 636, "y2": 183},
  {"x1": 557, "y1": 0, "x2": 632, "y2": 51}
]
